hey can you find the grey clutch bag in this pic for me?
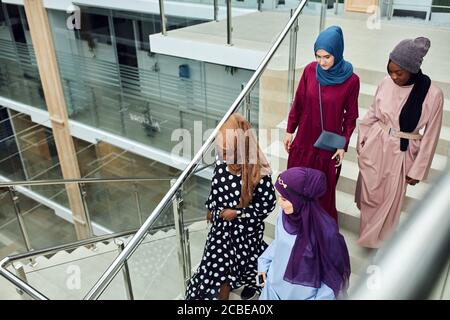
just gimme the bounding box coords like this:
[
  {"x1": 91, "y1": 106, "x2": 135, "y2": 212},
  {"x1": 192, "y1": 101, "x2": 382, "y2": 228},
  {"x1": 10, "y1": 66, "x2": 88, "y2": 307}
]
[{"x1": 313, "y1": 83, "x2": 346, "y2": 152}]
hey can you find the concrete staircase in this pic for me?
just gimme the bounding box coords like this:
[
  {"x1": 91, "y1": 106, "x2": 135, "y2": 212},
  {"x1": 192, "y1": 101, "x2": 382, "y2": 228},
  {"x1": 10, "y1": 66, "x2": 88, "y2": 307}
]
[{"x1": 263, "y1": 68, "x2": 450, "y2": 293}]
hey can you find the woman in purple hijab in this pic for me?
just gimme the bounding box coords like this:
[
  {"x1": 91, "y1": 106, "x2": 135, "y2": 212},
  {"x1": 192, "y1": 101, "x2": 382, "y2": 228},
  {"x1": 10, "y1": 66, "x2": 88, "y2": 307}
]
[{"x1": 258, "y1": 167, "x2": 351, "y2": 300}]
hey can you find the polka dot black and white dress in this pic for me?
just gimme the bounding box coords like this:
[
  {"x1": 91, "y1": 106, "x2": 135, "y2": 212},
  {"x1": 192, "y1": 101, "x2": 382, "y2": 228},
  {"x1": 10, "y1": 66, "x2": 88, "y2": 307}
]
[{"x1": 185, "y1": 158, "x2": 276, "y2": 300}]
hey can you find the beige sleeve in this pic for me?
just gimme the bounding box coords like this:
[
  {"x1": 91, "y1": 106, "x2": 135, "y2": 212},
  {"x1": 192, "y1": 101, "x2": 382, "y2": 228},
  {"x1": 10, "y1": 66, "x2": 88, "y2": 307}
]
[
  {"x1": 407, "y1": 91, "x2": 444, "y2": 181},
  {"x1": 357, "y1": 84, "x2": 381, "y2": 154}
]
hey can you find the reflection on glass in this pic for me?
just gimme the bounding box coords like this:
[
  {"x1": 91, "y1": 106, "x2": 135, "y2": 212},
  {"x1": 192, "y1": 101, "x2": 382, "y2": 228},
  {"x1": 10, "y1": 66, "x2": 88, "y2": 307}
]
[
  {"x1": 0, "y1": 2, "x2": 46, "y2": 109},
  {"x1": 47, "y1": 7, "x2": 254, "y2": 158}
]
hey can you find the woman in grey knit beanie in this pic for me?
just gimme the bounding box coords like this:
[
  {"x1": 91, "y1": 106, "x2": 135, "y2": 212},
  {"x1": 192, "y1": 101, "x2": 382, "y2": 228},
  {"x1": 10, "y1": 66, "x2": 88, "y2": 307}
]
[
  {"x1": 356, "y1": 37, "x2": 444, "y2": 248},
  {"x1": 388, "y1": 37, "x2": 431, "y2": 86},
  {"x1": 390, "y1": 37, "x2": 430, "y2": 74}
]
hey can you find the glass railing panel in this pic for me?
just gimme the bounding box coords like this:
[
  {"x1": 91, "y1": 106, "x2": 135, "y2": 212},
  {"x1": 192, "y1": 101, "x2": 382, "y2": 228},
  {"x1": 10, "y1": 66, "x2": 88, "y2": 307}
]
[
  {"x1": 7, "y1": 236, "x2": 129, "y2": 300},
  {"x1": 168, "y1": 0, "x2": 302, "y2": 11},
  {"x1": 96, "y1": 205, "x2": 184, "y2": 300},
  {"x1": 0, "y1": 187, "x2": 27, "y2": 257},
  {"x1": 0, "y1": 178, "x2": 176, "y2": 261},
  {"x1": 18, "y1": 183, "x2": 69, "y2": 212},
  {"x1": 0, "y1": 111, "x2": 69, "y2": 208},
  {"x1": 249, "y1": 14, "x2": 303, "y2": 178},
  {"x1": 81, "y1": 180, "x2": 171, "y2": 233},
  {"x1": 0, "y1": 187, "x2": 77, "y2": 257},
  {"x1": 19, "y1": 198, "x2": 77, "y2": 250}
]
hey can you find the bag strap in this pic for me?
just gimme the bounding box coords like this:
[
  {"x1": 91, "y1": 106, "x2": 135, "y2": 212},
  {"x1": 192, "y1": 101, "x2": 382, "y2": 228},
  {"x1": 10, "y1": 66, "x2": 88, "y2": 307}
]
[{"x1": 318, "y1": 82, "x2": 324, "y2": 132}]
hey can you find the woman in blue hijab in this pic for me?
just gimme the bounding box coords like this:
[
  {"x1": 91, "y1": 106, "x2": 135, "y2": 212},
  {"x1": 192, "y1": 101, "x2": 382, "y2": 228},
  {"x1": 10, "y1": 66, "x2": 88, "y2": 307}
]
[
  {"x1": 283, "y1": 26, "x2": 360, "y2": 221},
  {"x1": 314, "y1": 26, "x2": 354, "y2": 86}
]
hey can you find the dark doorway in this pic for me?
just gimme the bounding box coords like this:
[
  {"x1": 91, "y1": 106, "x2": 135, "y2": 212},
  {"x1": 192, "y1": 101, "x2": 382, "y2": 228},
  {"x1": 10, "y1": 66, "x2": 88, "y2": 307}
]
[
  {"x1": 5, "y1": 4, "x2": 26, "y2": 44},
  {"x1": 113, "y1": 17, "x2": 138, "y2": 68}
]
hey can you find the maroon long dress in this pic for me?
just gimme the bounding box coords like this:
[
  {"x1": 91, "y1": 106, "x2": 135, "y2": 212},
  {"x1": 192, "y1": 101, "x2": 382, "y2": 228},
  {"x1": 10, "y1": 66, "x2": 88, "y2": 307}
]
[{"x1": 286, "y1": 62, "x2": 360, "y2": 221}]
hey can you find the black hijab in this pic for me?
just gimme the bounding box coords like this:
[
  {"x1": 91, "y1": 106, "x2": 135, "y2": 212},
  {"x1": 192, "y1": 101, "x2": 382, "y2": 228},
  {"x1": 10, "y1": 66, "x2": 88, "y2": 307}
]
[{"x1": 389, "y1": 61, "x2": 431, "y2": 151}]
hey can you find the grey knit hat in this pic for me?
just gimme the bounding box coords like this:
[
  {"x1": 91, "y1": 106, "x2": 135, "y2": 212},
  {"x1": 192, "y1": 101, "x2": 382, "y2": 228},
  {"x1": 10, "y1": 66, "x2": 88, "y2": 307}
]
[{"x1": 389, "y1": 37, "x2": 431, "y2": 74}]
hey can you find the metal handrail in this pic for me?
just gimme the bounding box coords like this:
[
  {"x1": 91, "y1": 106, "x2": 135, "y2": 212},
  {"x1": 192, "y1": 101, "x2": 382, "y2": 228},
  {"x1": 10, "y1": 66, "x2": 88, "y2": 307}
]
[
  {"x1": 3, "y1": 230, "x2": 137, "y2": 265},
  {"x1": 0, "y1": 219, "x2": 188, "y2": 300},
  {"x1": 0, "y1": 177, "x2": 174, "y2": 188},
  {"x1": 83, "y1": 0, "x2": 309, "y2": 300},
  {"x1": 0, "y1": 228, "x2": 138, "y2": 300}
]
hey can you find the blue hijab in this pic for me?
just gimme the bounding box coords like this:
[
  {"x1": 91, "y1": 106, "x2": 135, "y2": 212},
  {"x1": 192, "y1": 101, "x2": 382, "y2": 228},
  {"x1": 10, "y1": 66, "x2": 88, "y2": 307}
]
[{"x1": 314, "y1": 26, "x2": 353, "y2": 86}]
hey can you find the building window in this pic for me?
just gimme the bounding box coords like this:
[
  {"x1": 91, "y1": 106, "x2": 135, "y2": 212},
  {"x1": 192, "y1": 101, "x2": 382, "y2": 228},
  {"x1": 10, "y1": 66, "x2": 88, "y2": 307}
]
[{"x1": 75, "y1": 12, "x2": 112, "y2": 46}]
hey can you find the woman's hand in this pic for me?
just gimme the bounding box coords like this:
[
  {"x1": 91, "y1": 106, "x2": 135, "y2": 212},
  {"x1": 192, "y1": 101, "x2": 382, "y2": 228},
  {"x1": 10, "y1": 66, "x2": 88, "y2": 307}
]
[
  {"x1": 206, "y1": 210, "x2": 212, "y2": 223},
  {"x1": 332, "y1": 149, "x2": 345, "y2": 167},
  {"x1": 257, "y1": 272, "x2": 267, "y2": 287},
  {"x1": 283, "y1": 133, "x2": 293, "y2": 153},
  {"x1": 406, "y1": 176, "x2": 420, "y2": 186},
  {"x1": 220, "y1": 209, "x2": 237, "y2": 221}
]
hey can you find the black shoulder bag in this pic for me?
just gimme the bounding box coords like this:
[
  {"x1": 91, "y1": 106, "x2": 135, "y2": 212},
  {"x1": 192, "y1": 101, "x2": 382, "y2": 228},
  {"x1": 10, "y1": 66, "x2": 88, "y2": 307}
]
[{"x1": 313, "y1": 83, "x2": 346, "y2": 152}]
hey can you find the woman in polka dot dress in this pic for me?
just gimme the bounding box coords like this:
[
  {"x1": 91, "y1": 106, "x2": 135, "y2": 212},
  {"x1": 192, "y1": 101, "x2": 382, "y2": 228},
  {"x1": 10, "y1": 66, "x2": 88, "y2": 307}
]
[{"x1": 185, "y1": 114, "x2": 276, "y2": 300}]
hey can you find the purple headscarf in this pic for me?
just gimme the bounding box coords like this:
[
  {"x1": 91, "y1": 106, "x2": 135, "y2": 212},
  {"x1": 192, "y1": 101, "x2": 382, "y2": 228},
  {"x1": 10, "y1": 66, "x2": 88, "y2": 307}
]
[{"x1": 275, "y1": 167, "x2": 351, "y2": 297}]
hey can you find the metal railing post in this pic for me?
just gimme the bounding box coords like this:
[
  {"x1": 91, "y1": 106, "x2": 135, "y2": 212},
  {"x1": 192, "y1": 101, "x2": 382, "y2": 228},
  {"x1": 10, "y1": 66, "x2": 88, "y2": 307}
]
[
  {"x1": 387, "y1": 0, "x2": 394, "y2": 20},
  {"x1": 320, "y1": 0, "x2": 327, "y2": 32},
  {"x1": 335, "y1": 0, "x2": 339, "y2": 15},
  {"x1": 439, "y1": 262, "x2": 450, "y2": 299},
  {"x1": 226, "y1": 0, "x2": 232, "y2": 45},
  {"x1": 133, "y1": 183, "x2": 143, "y2": 226},
  {"x1": 258, "y1": 0, "x2": 262, "y2": 12},
  {"x1": 116, "y1": 240, "x2": 134, "y2": 300},
  {"x1": 78, "y1": 183, "x2": 94, "y2": 239},
  {"x1": 214, "y1": 0, "x2": 219, "y2": 22},
  {"x1": 8, "y1": 187, "x2": 33, "y2": 253},
  {"x1": 288, "y1": 10, "x2": 299, "y2": 107},
  {"x1": 13, "y1": 262, "x2": 30, "y2": 299},
  {"x1": 171, "y1": 179, "x2": 190, "y2": 292},
  {"x1": 159, "y1": 0, "x2": 167, "y2": 36},
  {"x1": 90, "y1": 86, "x2": 100, "y2": 127},
  {"x1": 241, "y1": 83, "x2": 251, "y2": 122}
]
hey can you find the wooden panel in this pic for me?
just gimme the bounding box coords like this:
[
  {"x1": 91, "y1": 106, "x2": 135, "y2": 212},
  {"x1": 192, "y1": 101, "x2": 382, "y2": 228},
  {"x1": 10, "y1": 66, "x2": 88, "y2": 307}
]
[
  {"x1": 23, "y1": 0, "x2": 90, "y2": 240},
  {"x1": 345, "y1": 0, "x2": 379, "y2": 13}
]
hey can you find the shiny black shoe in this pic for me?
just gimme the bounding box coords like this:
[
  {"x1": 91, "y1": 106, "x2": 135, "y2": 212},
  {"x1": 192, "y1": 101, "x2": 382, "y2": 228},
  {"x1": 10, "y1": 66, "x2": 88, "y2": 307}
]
[{"x1": 240, "y1": 286, "x2": 257, "y2": 300}]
